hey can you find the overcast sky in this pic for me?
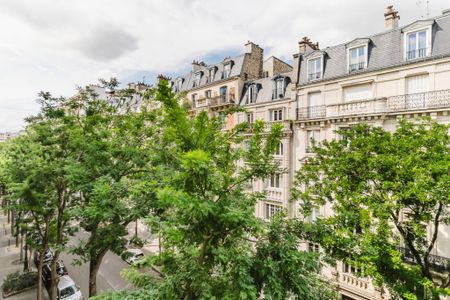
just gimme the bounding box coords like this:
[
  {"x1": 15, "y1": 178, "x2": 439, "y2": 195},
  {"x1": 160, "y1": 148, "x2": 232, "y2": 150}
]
[{"x1": 1, "y1": 0, "x2": 449, "y2": 131}]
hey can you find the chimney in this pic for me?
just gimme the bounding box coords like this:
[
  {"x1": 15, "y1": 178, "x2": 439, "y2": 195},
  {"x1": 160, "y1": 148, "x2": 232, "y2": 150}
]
[
  {"x1": 298, "y1": 37, "x2": 319, "y2": 55},
  {"x1": 157, "y1": 74, "x2": 171, "y2": 82},
  {"x1": 244, "y1": 41, "x2": 264, "y2": 79},
  {"x1": 384, "y1": 5, "x2": 400, "y2": 30},
  {"x1": 192, "y1": 60, "x2": 202, "y2": 72}
]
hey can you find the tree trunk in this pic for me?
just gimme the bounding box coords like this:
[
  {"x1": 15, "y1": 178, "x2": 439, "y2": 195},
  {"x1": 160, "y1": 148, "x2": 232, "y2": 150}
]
[
  {"x1": 19, "y1": 234, "x2": 23, "y2": 262},
  {"x1": 50, "y1": 252, "x2": 60, "y2": 300},
  {"x1": 88, "y1": 250, "x2": 107, "y2": 297},
  {"x1": 37, "y1": 244, "x2": 48, "y2": 300}
]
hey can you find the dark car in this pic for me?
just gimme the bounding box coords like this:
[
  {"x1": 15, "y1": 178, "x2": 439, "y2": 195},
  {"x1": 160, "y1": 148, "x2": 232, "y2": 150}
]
[
  {"x1": 34, "y1": 248, "x2": 53, "y2": 268},
  {"x1": 42, "y1": 260, "x2": 68, "y2": 287}
]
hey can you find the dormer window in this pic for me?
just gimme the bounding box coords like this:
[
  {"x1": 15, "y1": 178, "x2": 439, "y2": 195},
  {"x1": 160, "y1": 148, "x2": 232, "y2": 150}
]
[
  {"x1": 273, "y1": 78, "x2": 285, "y2": 99},
  {"x1": 307, "y1": 57, "x2": 322, "y2": 81},
  {"x1": 193, "y1": 72, "x2": 202, "y2": 87},
  {"x1": 207, "y1": 67, "x2": 216, "y2": 83},
  {"x1": 402, "y1": 20, "x2": 433, "y2": 61},
  {"x1": 246, "y1": 84, "x2": 258, "y2": 104},
  {"x1": 348, "y1": 45, "x2": 367, "y2": 72},
  {"x1": 223, "y1": 63, "x2": 231, "y2": 79},
  {"x1": 406, "y1": 30, "x2": 427, "y2": 60},
  {"x1": 175, "y1": 79, "x2": 183, "y2": 92}
]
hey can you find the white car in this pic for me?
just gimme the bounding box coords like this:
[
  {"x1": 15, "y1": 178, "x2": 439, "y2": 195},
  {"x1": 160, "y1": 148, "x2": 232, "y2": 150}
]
[
  {"x1": 122, "y1": 248, "x2": 144, "y2": 265},
  {"x1": 57, "y1": 275, "x2": 83, "y2": 300}
]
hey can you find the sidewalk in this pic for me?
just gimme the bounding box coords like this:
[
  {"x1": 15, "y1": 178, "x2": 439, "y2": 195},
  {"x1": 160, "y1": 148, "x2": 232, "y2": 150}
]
[{"x1": 0, "y1": 210, "x2": 48, "y2": 300}]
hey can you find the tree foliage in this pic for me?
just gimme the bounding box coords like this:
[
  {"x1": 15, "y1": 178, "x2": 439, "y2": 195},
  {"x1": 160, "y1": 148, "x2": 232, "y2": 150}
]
[{"x1": 292, "y1": 119, "x2": 450, "y2": 300}]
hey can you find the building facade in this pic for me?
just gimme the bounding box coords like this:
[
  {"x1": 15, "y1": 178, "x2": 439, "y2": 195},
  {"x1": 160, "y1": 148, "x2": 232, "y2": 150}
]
[{"x1": 292, "y1": 6, "x2": 450, "y2": 300}]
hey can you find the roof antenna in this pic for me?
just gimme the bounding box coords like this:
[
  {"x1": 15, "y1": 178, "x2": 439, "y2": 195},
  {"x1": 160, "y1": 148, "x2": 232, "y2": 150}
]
[{"x1": 416, "y1": 0, "x2": 430, "y2": 18}]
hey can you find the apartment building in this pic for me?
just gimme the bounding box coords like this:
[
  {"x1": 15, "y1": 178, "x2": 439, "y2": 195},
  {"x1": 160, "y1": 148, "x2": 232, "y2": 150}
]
[
  {"x1": 292, "y1": 6, "x2": 450, "y2": 300},
  {"x1": 170, "y1": 41, "x2": 264, "y2": 129},
  {"x1": 236, "y1": 56, "x2": 294, "y2": 219}
]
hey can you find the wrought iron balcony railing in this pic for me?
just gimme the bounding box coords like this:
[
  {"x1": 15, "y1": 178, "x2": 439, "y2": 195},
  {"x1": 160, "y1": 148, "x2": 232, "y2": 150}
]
[
  {"x1": 349, "y1": 62, "x2": 366, "y2": 72},
  {"x1": 397, "y1": 246, "x2": 450, "y2": 273},
  {"x1": 208, "y1": 94, "x2": 235, "y2": 107},
  {"x1": 406, "y1": 48, "x2": 427, "y2": 60},
  {"x1": 308, "y1": 72, "x2": 322, "y2": 81},
  {"x1": 296, "y1": 105, "x2": 326, "y2": 119},
  {"x1": 387, "y1": 89, "x2": 450, "y2": 111}
]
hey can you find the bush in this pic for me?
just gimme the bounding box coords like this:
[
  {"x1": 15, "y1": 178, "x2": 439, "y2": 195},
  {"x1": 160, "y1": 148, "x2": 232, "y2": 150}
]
[
  {"x1": 129, "y1": 236, "x2": 145, "y2": 248},
  {"x1": 1, "y1": 271, "x2": 38, "y2": 295}
]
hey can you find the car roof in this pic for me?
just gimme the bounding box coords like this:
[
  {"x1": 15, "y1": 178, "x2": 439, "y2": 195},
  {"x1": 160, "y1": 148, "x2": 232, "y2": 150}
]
[
  {"x1": 127, "y1": 249, "x2": 144, "y2": 255},
  {"x1": 58, "y1": 275, "x2": 75, "y2": 289}
]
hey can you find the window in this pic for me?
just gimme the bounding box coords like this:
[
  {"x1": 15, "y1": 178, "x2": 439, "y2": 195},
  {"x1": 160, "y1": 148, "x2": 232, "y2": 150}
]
[
  {"x1": 308, "y1": 242, "x2": 320, "y2": 253},
  {"x1": 307, "y1": 92, "x2": 323, "y2": 118},
  {"x1": 205, "y1": 90, "x2": 212, "y2": 99},
  {"x1": 247, "y1": 84, "x2": 258, "y2": 104},
  {"x1": 343, "y1": 83, "x2": 372, "y2": 101},
  {"x1": 348, "y1": 45, "x2": 367, "y2": 72},
  {"x1": 406, "y1": 30, "x2": 427, "y2": 60},
  {"x1": 175, "y1": 79, "x2": 183, "y2": 92},
  {"x1": 207, "y1": 68, "x2": 216, "y2": 83},
  {"x1": 275, "y1": 142, "x2": 283, "y2": 156},
  {"x1": 273, "y1": 78, "x2": 285, "y2": 99},
  {"x1": 307, "y1": 57, "x2": 322, "y2": 81},
  {"x1": 265, "y1": 203, "x2": 282, "y2": 219},
  {"x1": 306, "y1": 130, "x2": 320, "y2": 153},
  {"x1": 219, "y1": 86, "x2": 228, "y2": 102},
  {"x1": 271, "y1": 109, "x2": 283, "y2": 121},
  {"x1": 269, "y1": 174, "x2": 281, "y2": 188},
  {"x1": 308, "y1": 206, "x2": 320, "y2": 222},
  {"x1": 405, "y1": 74, "x2": 429, "y2": 109},
  {"x1": 191, "y1": 93, "x2": 197, "y2": 102},
  {"x1": 193, "y1": 73, "x2": 202, "y2": 87},
  {"x1": 223, "y1": 64, "x2": 231, "y2": 79},
  {"x1": 246, "y1": 112, "x2": 254, "y2": 124}
]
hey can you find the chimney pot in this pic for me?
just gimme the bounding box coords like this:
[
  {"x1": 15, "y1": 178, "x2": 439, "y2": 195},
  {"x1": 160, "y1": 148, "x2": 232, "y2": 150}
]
[{"x1": 384, "y1": 5, "x2": 400, "y2": 30}]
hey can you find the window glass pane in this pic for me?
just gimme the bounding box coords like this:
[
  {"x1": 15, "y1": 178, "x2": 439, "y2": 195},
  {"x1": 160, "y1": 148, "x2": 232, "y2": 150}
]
[
  {"x1": 408, "y1": 33, "x2": 417, "y2": 51},
  {"x1": 418, "y1": 31, "x2": 427, "y2": 50}
]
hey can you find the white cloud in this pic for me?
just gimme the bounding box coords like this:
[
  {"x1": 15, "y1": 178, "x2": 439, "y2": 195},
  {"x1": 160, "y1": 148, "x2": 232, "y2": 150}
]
[{"x1": 0, "y1": 0, "x2": 449, "y2": 131}]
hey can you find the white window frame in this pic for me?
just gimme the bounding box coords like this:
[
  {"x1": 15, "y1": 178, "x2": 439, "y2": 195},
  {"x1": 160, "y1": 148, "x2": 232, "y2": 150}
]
[
  {"x1": 269, "y1": 173, "x2": 281, "y2": 188},
  {"x1": 193, "y1": 72, "x2": 202, "y2": 87},
  {"x1": 223, "y1": 63, "x2": 231, "y2": 79},
  {"x1": 403, "y1": 24, "x2": 432, "y2": 61},
  {"x1": 306, "y1": 129, "x2": 321, "y2": 153},
  {"x1": 273, "y1": 78, "x2": 285, "y2": 99},
  {"x1": 246, "y1": 112, "x2": 254, "y2": 124},
  {"x1": 275, "y1": 142, "x2": 283, "y2": 156},
  {"x1": 265, "y1": 203, "x2": 282, "y2": 219},
  {"x1": 270, "y1": 109, "x2": 283, "y2": 121},
  {"x1": 247, "y1": 84, "x2": 258, "y2": 104},
  {"x1": 308, "y1": 242, "x2": 320, "y2": 253},
  {"x1": 347, "y1": 44, "x2": 368, "y2": 72},
  {"x1": 307, "y1": 56, "x2": 323, "y2": 81}
]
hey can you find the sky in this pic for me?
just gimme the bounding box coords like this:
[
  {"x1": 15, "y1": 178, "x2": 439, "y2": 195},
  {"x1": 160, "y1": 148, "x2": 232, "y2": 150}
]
[{"x1": 1, "y1": 0, "x2": 449, "y2": 132}]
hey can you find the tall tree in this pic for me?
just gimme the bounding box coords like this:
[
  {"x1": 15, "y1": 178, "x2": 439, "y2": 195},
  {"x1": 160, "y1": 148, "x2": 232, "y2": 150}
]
[
  {"x1": 64, "y1": 81, "x2": 157, "y2": 297},
  {"x1": 292, "y1": 119, "x2": 450, "y2": 300},
  {"x1": 93, "y1": 80, "x2": 334, "y2": 299}
]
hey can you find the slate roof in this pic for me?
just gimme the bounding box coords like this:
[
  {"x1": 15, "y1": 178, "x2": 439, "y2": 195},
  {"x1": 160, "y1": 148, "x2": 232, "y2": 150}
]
[
  {"x1": 298, "y1": 12, "x2": 450, "y2": 85},
  {"x1": 173, "y1": 54, "x2": 246, "y2": 92},
  {"x1": 239, "y1": 71, "x2": 293, "y2": 106}
]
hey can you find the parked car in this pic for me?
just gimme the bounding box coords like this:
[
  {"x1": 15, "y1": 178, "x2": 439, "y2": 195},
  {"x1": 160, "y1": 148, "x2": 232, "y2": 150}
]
[
  {"x1": 56, "y1": 276, "x2": 83, "y2": 300},
  {"x1": 121, "y1": 248, "x2": 144, "y2": 265},
  {"x1": 34, "y1": 248, "x2": 53, "y2": 268},
  {"x1": 42, "y1": 260, "x2": 68, "y2": 287}
]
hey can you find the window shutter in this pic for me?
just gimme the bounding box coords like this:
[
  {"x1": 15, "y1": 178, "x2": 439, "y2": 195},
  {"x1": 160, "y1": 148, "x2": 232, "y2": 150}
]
[{"x1": 343, "y1": 83, "x2": 372, "y2": 101}]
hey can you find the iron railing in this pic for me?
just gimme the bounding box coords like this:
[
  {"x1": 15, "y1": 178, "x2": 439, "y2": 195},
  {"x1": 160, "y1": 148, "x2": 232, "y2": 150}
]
[
  {"x1": 296, "y1": 105, "x2": 326, "y2": 119},
  {"x1": 209, "y1": 94, "x2": 235, "y2": 107},
  {"x1": 406, "y1": 48, "x2": 427, "y2": 60},
  {"x1": 308, "y1": 72, "x2": 322, "y2": 81},
  {"x1": 349, "y1": 62, "x2": 366, "y2": 72},
  {"x1": 387, "y1": 89, "x2": 450, "y2": 111},
  {"x1": 397, "y1": 246, "x2": 450, "y2": 273}
]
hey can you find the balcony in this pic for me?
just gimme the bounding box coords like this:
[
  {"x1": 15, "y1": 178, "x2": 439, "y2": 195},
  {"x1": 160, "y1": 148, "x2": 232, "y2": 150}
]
[
  {"x1": 349, "y1": 62, "x2": 366, "y2": 72},
  {"x1": 338, "y1": 273, "x2": 376, "y2": 299},
  {"x1": 296, "y1": 89, "x2": 450, "y2": 121},
  {"x1": 296, "y1": 105, "x2": 326, "y2": 119},
  {"x1": 406, "y1": 48, "x2": 427, "y2": 61},
  {"x1": 308, "y1": 72, "x2": 322, "y2": 81},
  {"x1": 327, "y1": 97, "x2": 387, "y2": 117},
  {"x1": 387, "y1": 89, "x2": 450, "y2": 111},
  {"x1": 208, "y1": 94, "x2": 235, "y2": 111},
  {"x1": 397, "y1": 246, "x2": 450, "y2": 273}
]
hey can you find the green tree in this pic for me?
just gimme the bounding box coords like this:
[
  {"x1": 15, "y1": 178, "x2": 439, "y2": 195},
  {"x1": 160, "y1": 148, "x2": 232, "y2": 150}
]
[
  {"x1": 94, "y1": 80, "x2": 334, "y2": 299},
  {"x1": 292, "y1": 119, "x2": 450, "y2": 300},
  {"x1": 63, "y1": 81, "x2": 157, "y2": 297}
]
